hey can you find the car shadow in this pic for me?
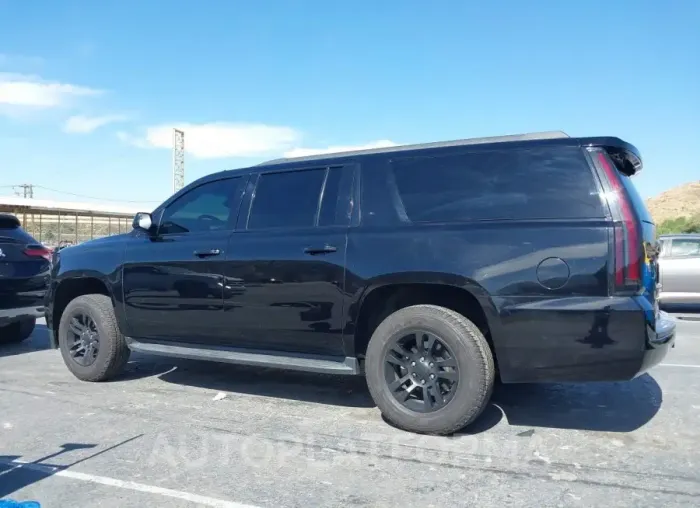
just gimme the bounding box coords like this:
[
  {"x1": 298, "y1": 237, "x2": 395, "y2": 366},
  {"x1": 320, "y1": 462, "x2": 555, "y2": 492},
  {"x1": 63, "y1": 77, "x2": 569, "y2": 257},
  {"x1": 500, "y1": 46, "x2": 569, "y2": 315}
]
[
  {"x1": 0, "y1": 324, "x2": 51, "y2": 359},
  {"x1": 120, "y1": 353, "x2": 376, "y2": 408},
  {"x1": 121, "y1": 353, "x2": 662, "y2": 432},
  {"x1": 483, "y1": 373, "x2": 662, "y2": 433},
  {"x1": 0, "y1": 436, "x2": 142, "y2": 498}
]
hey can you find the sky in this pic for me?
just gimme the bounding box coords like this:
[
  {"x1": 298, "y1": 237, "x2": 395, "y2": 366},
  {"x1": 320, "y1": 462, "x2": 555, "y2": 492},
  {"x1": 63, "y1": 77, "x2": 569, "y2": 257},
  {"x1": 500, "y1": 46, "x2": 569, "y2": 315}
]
[{"x1": 0, "y1": 0, "x2": 698, "y2": 209}]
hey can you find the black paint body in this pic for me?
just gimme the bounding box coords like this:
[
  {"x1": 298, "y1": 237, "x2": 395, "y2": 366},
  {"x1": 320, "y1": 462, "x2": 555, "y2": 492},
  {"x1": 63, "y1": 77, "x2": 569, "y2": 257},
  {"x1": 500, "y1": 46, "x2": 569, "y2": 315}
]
[
  {"x1": 45, "y1": 135, "x2": 674, "y2": 382},
  {"x1": 0, "y1": 216, "x2": 49, "y2": 326}
]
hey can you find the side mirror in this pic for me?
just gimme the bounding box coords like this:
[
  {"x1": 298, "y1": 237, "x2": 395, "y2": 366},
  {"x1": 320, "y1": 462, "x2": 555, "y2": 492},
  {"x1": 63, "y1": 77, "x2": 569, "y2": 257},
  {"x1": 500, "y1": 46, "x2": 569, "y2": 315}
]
[{"x1": 133, "y1": 212, "x2": 154, "y2": 233}]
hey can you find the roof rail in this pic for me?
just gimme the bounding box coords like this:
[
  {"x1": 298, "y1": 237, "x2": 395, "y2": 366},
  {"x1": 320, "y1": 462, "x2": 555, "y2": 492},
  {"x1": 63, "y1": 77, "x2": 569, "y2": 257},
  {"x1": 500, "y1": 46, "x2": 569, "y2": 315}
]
[{"x1": 259, "y1": 131, "x2": 570, "y2": 166}]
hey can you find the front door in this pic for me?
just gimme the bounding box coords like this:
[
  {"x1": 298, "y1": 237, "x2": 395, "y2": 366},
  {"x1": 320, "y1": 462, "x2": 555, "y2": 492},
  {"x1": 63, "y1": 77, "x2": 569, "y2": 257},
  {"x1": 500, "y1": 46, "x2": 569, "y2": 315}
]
[
  {"x1": 122, "y1": 175, "x2": 247, "y2": 343},
  {"x1": 222, "y1": 165, "x2": 354, "y2": 357}
]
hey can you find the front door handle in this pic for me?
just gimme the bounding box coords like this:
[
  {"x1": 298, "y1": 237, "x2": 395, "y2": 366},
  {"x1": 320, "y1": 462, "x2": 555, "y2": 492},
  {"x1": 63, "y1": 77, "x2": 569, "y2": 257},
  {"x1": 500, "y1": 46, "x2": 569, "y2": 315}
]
[
  {"x1": 194, "y1": 249, "x2": 222, "y2": 258},
  {"x1": 304, "y1": 244, "x2": 337, "y2": 255}
]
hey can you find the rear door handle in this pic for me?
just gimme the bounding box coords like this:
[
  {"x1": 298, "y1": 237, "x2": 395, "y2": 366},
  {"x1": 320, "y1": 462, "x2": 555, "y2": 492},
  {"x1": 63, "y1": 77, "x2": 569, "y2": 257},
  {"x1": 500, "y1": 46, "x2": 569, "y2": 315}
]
[
  {"x1": 304, "y1": 244, "x2": 337, "y2": 255},
  {"x1": 194, "y1": 249, "x2": 222, "y2": 258}
]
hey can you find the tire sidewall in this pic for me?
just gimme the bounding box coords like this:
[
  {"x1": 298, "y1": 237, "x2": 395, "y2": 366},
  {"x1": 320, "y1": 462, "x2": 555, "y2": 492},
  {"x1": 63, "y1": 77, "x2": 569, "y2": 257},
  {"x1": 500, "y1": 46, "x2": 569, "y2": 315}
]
[
  {"x1": 58, "y1": 299, "x2": 115, "y2": 377},
  {"x1": 366, "y1": 307, "x2": 491, "y2": 433}
]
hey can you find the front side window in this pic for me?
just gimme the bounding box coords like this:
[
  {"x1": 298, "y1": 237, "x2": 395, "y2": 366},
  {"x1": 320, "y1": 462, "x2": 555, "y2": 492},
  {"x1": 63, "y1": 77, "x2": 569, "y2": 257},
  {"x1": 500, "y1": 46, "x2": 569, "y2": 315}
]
[
  {"x1": 159, "y1": 178, "x2": 241, "y2": 235},
  {"x1": 670, "y1": 239, "x2": 700, "y2": 257},
  {"x1": 248, "y1": 168, "x2": 326, "y2": 229}
]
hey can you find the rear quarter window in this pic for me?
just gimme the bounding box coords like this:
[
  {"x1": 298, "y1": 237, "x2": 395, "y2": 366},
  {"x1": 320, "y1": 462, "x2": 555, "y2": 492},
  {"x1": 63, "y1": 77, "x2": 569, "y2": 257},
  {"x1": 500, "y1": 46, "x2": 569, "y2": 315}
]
[{"x1": 386, "y1": 146, "x2": 605, "y2": 223}]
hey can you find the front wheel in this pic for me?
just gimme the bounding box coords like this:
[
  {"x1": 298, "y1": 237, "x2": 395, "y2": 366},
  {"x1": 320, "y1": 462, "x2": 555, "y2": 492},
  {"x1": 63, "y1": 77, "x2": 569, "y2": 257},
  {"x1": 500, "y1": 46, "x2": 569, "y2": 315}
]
[
  {"x1": 58, "y1": 294, "x2": 130, "y2": 382},
  {"x1": 365, "y1": 304, "x2": 495, "y2": 435}
]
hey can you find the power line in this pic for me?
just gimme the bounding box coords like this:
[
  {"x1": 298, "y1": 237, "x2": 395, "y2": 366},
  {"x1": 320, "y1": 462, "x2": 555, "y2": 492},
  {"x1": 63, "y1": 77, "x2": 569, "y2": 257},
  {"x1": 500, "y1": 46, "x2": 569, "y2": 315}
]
[
  {"x1": 33, "y1": 186, "x2": 160, "y2": 203},
  {"x1": 1, "y1": 184, "x2": 159, "y2": 203}
]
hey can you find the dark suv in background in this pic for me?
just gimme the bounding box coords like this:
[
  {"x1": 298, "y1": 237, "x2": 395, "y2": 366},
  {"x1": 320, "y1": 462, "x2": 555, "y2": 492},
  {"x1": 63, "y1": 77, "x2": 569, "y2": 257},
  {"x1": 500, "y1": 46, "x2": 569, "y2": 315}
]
[
  {"x1": 0, "y1": 213, "x2": 51, "y2": 344},
  {"x1": 45, "y1": 131, "x2": 675, "y2": 435}
]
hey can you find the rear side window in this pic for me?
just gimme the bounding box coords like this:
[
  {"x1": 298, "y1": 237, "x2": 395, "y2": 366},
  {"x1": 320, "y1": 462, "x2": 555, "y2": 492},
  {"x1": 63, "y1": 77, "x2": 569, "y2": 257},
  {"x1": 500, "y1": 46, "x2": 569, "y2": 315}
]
[
  {"x1": 386, "y1": 146, "x2": 604, "y2": 223},
  {"x1": 248, "y1": 168, "x2": 326, "y2": 229},
  {"x1": 670, "y1": 239, "x2": 700, "y2": 257}
]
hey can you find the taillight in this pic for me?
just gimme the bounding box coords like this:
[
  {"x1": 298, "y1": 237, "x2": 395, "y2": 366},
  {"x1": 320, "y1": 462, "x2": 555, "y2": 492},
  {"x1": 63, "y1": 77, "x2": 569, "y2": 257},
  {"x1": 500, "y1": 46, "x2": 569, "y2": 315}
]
[
  {"x1": 24, "y1": 246, "x2": 52, "y2": 261},
  {"x1": 595, "y1": 151, "x2": 642, "y2": 290}
]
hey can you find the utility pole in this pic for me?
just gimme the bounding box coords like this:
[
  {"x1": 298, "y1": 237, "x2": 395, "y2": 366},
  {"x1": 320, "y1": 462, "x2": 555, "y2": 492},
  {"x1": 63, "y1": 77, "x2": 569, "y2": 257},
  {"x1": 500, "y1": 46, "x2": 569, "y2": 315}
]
[
  {"x1": 173, "y1": 128, "x2": 185, "y2": 193},
  {"x1": 13, "y1": 184, "x2": 33, "y2": 198}
]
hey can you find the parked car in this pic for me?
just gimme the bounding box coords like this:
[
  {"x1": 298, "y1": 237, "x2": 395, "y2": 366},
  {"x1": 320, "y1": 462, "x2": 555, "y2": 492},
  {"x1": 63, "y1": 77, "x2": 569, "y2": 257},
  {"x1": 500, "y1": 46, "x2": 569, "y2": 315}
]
[
  {"x1": 44, "y1": 131, "x2": 675, "y2": 435},
  {"x1": 0, "y1": 213, "x2": 51, "y2": 344},
  {"x1": 658, "y1": 233, "x2": 700, "y2": 306}
]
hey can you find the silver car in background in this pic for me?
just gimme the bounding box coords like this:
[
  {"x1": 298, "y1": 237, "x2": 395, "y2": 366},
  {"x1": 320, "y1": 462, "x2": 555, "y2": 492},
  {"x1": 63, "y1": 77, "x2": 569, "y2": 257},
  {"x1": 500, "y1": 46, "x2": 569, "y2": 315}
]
[{"x1": 658, "y1": 233, "x2": 700, "y2": 306}]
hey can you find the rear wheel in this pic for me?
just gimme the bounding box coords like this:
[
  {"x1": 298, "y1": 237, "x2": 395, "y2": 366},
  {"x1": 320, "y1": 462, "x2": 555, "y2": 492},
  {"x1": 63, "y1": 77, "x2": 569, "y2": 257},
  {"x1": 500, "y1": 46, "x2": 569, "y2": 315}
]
[
  {"x1": 58, "y1": 294, "x2": 130, "y2": 382},
  {"x1": 365, "y1": 304, "x2": 495, "y2": 435},
  {"x1": 0, "y1": 317, "x2": 36, "y2": 344}
]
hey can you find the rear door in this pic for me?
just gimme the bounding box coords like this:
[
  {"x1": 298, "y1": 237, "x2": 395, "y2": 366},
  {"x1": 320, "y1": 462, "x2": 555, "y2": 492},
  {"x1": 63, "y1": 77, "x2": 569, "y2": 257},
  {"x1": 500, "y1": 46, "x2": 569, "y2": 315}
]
[
  {"x1": 122, "y1": 176, "x2": 247, "y2": 343},
  {"x1": 221, "y1": 165, "x2": 354, "y2": 356}
]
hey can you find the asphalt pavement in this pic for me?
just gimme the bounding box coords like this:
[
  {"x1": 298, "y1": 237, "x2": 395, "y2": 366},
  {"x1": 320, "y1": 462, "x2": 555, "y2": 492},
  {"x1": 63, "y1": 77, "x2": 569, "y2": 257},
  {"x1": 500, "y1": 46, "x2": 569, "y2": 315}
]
[{"x1": 1, "y1": 317, "x2": 699, "y2": 507}]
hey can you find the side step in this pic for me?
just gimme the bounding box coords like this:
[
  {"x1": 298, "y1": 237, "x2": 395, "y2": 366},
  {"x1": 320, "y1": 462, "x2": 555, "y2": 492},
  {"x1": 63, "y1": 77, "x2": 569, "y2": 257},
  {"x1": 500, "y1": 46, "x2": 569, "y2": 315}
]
[{"x1": 125, "y1": 338, "x2": 362, "y2": 375}]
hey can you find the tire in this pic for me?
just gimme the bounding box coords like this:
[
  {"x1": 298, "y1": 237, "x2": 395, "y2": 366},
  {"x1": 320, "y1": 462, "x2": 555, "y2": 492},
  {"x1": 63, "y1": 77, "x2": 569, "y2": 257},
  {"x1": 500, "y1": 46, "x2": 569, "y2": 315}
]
[
  {"x1": 0, "y1": 318, "x2": 36, "y2": 344},
  {"x1": 365, "y1": 304, "x2": 495, "y2": 435},
  {"x1": 58, "y1": 294, "x2": 130, "y2": 382}
]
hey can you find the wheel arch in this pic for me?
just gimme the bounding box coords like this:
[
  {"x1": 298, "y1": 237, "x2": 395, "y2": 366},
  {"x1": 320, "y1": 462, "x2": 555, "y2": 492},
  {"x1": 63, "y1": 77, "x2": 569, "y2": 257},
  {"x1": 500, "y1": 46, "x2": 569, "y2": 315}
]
[
  {"x1": 349, "y1": 273, "x2": 502, "y2": 367},
  {"x1": 50, "y1": 271, "x2": 117, "y2": 348}
]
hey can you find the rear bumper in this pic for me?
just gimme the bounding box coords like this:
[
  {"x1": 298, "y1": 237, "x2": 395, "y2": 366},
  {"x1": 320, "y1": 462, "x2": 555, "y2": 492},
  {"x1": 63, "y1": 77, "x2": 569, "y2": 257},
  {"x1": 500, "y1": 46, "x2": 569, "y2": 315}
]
[
  {"x1": 494, "y1": 296, "x2": 676, "y2": 383},
  {"x1": 637, "y1": 310, "x2": 675, "y2": 376},
  {"x1": 0, "y1": 305, "x2": 44, "y2": 327}
]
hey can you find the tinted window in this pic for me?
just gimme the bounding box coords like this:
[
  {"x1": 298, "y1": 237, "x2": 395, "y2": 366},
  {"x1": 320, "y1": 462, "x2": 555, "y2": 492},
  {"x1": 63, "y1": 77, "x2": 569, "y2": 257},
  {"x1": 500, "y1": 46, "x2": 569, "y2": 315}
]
[
  {"x1": 248, "y1": 169, "x2": 326, "y2": 229},
  {"x1": 670, "y1": 239, "x2": 700, "y2": 257},
  {"x1": 159, "y1": 178, "x2": 241, "y2": 235},
  {"x1": 386, "y1": 146, "x2": 604, "y2": 223}
]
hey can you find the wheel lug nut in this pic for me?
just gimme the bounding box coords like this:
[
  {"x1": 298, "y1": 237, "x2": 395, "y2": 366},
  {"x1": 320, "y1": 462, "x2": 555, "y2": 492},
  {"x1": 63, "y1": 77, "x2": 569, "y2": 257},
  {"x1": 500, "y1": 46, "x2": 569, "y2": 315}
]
[
  {"x1": 430, "y1": 374, "x2": 435, "y2": 379},
  {"x1": 412, "y1": 372, "x2": 417, "y2": 378},
  {"x1": 421, "y1": 379, "x2": 426, "y2": 384},
  {"x1": 429, "y1": 362, "x2": 434, "y2": 367},
  {"x1": 411, "y1": 361, "x2": 416, "y2": 366},
  {"x1": 419, "y1": 357, "x2": 425, "y2": 362}
]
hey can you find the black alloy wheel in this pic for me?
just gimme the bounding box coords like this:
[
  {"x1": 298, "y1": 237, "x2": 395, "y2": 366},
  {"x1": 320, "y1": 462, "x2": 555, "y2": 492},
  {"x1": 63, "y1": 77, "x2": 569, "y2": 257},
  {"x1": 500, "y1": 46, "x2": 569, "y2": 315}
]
[
  {"x1": 384, "y1": 330, "x2": 459, "y2": 413},
  {"x1": 67, "y1": 312, "x2": 100, "y2": 366}
]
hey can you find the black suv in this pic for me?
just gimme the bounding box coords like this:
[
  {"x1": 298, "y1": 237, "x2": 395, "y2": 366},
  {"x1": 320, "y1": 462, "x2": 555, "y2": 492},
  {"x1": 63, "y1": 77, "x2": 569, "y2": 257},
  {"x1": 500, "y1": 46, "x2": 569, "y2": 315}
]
[
  {"x1": 1, "y1": 213, "x2": 51, "y2": 344},
  {"x1": 45, "y1": 131, "x2": 675, "y2": 435}
]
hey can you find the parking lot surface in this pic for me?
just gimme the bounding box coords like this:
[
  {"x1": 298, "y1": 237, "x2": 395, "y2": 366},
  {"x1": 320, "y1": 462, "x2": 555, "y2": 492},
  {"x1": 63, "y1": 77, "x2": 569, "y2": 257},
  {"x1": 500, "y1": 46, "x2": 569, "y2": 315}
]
[{"x1": 1, "y1": 318, "x2": 699, "y2": 507}]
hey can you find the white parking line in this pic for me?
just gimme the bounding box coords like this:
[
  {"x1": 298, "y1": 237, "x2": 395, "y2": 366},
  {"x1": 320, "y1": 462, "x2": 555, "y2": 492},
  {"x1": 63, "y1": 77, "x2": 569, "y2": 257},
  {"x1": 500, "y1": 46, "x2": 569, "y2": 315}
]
[
  {"x1": 659, "y1": 363, "x2": 700, "y2": 369},
  {"x1": 0, "y1": 459, "x2": 259, "y2": 508}
]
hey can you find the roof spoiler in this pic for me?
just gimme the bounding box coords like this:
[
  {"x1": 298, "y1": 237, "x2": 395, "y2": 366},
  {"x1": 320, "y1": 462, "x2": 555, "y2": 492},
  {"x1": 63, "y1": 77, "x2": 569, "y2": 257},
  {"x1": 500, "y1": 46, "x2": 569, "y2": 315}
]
[{"x1": 581, "y1": 137, "x2": 643, "y2": 176}]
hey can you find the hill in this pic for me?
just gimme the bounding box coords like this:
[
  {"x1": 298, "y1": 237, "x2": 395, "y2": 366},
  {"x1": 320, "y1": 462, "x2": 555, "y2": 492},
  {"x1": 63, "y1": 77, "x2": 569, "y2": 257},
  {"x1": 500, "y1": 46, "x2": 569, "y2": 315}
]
[{"x1": 645, "y1": 181, "x2": 700, "y2": 224}]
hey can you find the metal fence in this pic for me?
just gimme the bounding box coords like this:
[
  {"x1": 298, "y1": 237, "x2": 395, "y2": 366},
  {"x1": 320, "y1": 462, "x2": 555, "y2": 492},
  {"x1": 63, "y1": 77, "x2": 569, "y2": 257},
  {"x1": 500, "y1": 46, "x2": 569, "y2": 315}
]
[{"x1": 5, "y1": 209, "x2": 133, "y2": 248}]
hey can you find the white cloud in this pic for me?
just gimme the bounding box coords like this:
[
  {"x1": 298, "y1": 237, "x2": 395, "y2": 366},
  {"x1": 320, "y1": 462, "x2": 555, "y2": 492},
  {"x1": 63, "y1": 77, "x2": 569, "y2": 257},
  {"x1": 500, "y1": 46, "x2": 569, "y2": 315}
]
[
  {"x1": 64, "y1": 114, "x2": 129, "y2": 133},
  {"x1": 283, "y1": 139, "x2": 398, "y2": 158},
  {"x1": 121, "y1": 122, "x2": 301, "y2": 159},
  {"x1": 0, "y1": 73, "x2": 101, "y2": 108}
]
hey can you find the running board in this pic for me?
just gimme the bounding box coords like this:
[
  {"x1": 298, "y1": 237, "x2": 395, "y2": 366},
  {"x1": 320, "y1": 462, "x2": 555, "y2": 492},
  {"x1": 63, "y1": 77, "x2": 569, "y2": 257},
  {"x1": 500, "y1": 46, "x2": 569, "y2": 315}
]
[{"x1": 125, "y1": 338, "x2": 361, "y2": 375}]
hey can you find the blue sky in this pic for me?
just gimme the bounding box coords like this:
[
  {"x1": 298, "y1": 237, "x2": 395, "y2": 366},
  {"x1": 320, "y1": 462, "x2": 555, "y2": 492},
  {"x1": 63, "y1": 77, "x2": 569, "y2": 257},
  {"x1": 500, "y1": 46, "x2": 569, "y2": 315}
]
[{"x1": 0, "y1": 0, "x2": 698, "y2": 209}]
